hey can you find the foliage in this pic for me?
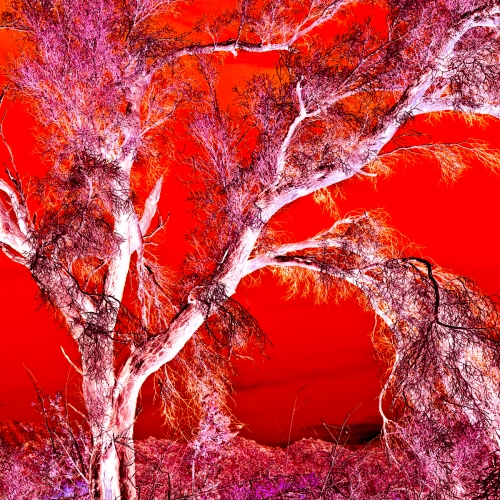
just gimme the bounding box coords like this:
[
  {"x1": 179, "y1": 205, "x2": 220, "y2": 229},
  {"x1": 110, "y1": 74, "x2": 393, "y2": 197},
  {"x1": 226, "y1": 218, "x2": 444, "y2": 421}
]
[
  {"x1": 0, "y1": 393, "x2": 89, "y2": 500},
  {"x1": 0, "y1": 416, "x2": 497, "y2": 499}
]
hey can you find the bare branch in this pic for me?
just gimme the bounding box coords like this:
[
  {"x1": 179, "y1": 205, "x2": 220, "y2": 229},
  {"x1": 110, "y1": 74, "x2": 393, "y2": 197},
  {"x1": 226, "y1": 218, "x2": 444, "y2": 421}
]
[
  {"x1": 139, "y1": 177, "x2": 163, "y2": 237},
  {"x1": 169, "y1": 0, "x2": 350, "y2": 61},
  {"x1": 273, "y1": 79, "x2": 322, "y2": 184},
  {"x1": 60, "y1": 346, "x2": 83, "y2": 376}
]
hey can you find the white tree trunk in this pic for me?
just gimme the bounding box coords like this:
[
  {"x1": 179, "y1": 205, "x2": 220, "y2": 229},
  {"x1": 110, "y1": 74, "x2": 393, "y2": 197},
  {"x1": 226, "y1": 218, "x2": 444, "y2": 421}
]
[
  {"x1": 82, "y1": 348, "x2": 139, "y2": 500},
  {"x1": 96, "y1": 446, "x2": 121, "y2": 500},
  {"x1": 87, "y1": 392, "x2": 138, "y2": 500}
]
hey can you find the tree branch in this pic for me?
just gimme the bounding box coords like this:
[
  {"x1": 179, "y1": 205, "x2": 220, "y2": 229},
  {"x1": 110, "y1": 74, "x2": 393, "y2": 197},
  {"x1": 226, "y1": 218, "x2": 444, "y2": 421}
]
[
  {"x1": 244, "y1": 215, "x2": 370, "y2": 276},
  {"x1": 262, "y1": 4, "x2": 500, "y2": 222},
  {"x1": 415, "y1": 98, "x2": 500, "y2": 119},
  {"x1": 139, "y1": 177, "x2": 163, "y2": 237},
  {"x1": 167, "y1": 0, "x2": 349, "y2": 62},
  {"x1": 0, "y1": 199, "x2": 31, "y2": 261},
  {"x1": 60, "y1": 345, "x2": 83, "y2": 376},
  {"x1": 273, "y1": 79, "x2": 321, "y2": 185}
]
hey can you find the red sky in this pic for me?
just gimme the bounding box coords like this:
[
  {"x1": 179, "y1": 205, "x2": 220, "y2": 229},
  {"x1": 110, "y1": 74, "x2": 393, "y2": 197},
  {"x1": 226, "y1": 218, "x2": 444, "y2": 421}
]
[{"x1": 1, "y1": 2, "x2": 500, "y2": 447}]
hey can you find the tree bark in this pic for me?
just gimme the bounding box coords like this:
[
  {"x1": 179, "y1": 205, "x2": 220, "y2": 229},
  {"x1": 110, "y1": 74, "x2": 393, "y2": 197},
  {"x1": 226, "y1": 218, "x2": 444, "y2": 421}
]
[
  {"x1": 89, "y1": 442, "x2": 120, "y2": 500},
  {"x1": 91, "y1": 431, "x2": 136, "y2": 500},
  {"x1": 82, "y1": 342, "x2": 139, "y2": 500},
  {"x1": 86, "y1": 387, "x2": 138, "y2": 500}
]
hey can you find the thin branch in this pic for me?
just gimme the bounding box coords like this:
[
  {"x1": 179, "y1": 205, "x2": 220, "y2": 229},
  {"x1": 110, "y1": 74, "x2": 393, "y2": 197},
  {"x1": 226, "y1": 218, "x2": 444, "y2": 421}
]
[
  {"x1": 273, "y1": 79, "x2": 321, "y2": 185},
  {"x1": 139, "y1": 177, "x2": 163, "y2": 236},
  {"x1": 60, "y1": 345, "x2": 84, "y2": 376}
]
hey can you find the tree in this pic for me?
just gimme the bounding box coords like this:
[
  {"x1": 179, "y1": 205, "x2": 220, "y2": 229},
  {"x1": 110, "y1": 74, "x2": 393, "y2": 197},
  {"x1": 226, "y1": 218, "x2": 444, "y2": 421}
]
[{"x1": 1, "y1": 0, "x2": 500, "y2": 498}]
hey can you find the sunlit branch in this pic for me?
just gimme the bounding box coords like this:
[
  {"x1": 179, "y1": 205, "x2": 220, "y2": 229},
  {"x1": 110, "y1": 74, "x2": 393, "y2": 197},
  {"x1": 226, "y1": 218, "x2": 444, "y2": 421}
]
[{"x1": 243, "y1": 227, "x2": 500, "y2": 453}]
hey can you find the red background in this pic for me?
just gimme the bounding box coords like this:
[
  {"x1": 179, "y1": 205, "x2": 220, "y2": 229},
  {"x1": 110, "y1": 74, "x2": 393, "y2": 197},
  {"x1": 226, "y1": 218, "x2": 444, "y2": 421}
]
[{"x1": 1, "y1": 2, "x2": 500, "y2": 446}]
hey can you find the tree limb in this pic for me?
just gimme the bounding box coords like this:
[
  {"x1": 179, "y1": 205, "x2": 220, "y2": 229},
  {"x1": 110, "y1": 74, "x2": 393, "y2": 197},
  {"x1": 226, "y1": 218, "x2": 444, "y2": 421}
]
[{"x1": 139, "y1": 177, "x2": 163, "y2": 237}]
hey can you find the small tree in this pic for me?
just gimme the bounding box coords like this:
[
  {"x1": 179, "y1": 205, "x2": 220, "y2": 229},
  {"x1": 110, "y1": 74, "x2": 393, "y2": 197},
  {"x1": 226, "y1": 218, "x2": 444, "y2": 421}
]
[{"x1": 1, "y1": 0, "x2": 500, "y2": 498}]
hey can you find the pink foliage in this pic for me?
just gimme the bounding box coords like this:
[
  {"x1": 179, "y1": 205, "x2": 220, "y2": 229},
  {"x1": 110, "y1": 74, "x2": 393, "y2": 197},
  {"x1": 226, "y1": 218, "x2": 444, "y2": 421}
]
[{"x1": 1, "y1": 412, "x2": 497, "y2": 499}]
